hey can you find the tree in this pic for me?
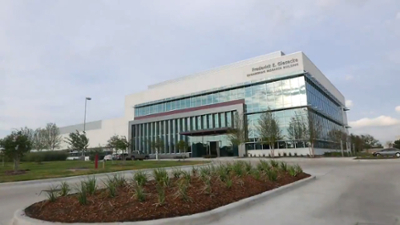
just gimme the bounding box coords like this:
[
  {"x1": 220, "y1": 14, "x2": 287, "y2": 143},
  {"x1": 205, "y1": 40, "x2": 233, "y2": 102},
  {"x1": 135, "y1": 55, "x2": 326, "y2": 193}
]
[
  {"x1": 258, "y1": 110, "x2": 282, "y2": 158},
  {"x1": 176, "y1": 140, "x2": 189, "y2": 159},
  {"x1": 386, "y1": 141, "x2": 394, "y2": 148},
  {"x1": 287, "y1": 113, "x2": 307, "y2": 147},
  {"x1": 32, "y1": 128, "x2": 47, "y2": 151},
  {"x1": 107, "y1": 135, "x2": 129, "y2": 153},
  {"x1": 360, "y1": 134, "x2": 380, "y2": 149},
  {"x1": 149, "y1": 137, "x2": 164, "y2": 161},
  {"x1": 306, "y1": 112, "x2": 323, "y2": 157},
  {"x1": 0, "y1": 129, "x2": 32, "y2": 171},
  {"x1": 227, "y1": 112, "x2": 247, "y2": 151},
  {"x1": 65, "y1": 130, "x2": 89, "y2": 159},
  {"x1": 0, "y1": 138, "x2": 5, "y2": 167},
  {"x1": 44, "y1": 123, "x2": 62, "y2": 150},
  {"x1": 393, "y1": 139, "x2": 400, "y2": 149},
  {"x1": 328, "y1": 128, "x2": 348, "y2": 156}
]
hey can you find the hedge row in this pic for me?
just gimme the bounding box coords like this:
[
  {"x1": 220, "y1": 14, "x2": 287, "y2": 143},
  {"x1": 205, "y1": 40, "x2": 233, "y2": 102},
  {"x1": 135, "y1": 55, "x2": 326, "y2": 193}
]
[{"x1": 22, "y1": 151, "x2": 69, "y2": 162}]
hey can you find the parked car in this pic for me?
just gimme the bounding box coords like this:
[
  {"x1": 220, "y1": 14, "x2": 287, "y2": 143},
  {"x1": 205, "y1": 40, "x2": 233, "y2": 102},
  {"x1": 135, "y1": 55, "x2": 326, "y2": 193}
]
[
  {"x1": 373, "y1": 148, "x2": 400, "y2": 157},
  {"x1": 66, "y1": 150, "x2": 90, "y2": 161},
  {"x1": 116, "y1": 153, "x2": 132, "y2": 160},
  {"x1": 131, "y1": 150, "x2": 150, "y2": 160},
  {"x1": 104, "y1": 154, "x2": 113, "y2": 161}
]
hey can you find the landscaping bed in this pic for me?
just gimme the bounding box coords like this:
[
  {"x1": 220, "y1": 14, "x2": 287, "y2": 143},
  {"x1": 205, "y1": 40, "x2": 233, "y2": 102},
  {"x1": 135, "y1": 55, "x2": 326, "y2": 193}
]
[{"x1": 25, "y1": 161, "x2": 309, "y2": 223}]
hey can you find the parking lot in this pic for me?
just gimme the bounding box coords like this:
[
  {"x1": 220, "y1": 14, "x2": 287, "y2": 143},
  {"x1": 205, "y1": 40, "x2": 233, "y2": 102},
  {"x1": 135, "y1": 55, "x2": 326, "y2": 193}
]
[{"x1": 1, "y1": 158, "x2": 399, "y2": 225}]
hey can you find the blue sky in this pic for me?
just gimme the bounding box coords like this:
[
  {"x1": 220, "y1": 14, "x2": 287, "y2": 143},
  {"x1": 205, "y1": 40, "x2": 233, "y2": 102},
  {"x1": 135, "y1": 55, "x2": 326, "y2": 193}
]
[{"x1": 0, "y1": 0, "x2": 399, "y2": 143}]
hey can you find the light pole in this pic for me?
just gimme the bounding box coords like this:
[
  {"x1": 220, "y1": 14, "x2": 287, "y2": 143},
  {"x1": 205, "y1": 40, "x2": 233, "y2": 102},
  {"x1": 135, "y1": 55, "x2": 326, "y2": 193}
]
[
  {"x1": 83, "y1": 97, "x2": 91, "y2": 158},
  {"x1": 83, "y1": 97, "x2": 92, "y2": 133}
]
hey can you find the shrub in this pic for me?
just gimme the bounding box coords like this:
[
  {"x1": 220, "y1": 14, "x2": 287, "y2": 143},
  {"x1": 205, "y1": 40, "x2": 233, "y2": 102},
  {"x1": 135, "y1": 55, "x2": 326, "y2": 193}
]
[
  {"x1": 200, "y1": 166, "x2": 211, "y2": 179},
  {"x1": 257, "y1": 160, "x2": 269, "y2": 172},
  {"x1": 60, "y1": 181, "x2": 70, "y2": 196},
  {"x1": 172, "y1": 168, "x2": 183, "y2": 179},
  {"x1": 288, "y1": 152, "x2": 292, "y2": 157},
  {"x1": 217, "y1": 165, "x2": 229, "y2": 182},
  {"x1": 77, "y1": 181, "x2": 88, "y2": 205},
  {"x1": 84, "y1": 176, "x2": 97, "y2": 195},
  {"x1": 278, "y1": 152, "x2": 281, "y2": 157},
  {"x1": 191, "y1": 166, "x2": 198, "y2": 176},
  {"x1": 156, "y1": 184, "x2": 165, "y2": 206},
  {"x1": 279, "y1": 162, "x2": 288, "y2": 172},
  {"x1": 104, "y1": 177, "x2": 117, "y2": 198},
  {"x1": 288, "y1": 166, "x2": 297, "y2": 177},
  {"x1": 251, "y1": 169, "x2": 261, "y2": 180},
  {"x1": 133, "y1": 171, "x2": 148, "y2": 186},
  {"x1": 283, "y1": 152, "x2": 287, "y2": 157},
  {"x1": 294, "y1": 152, "x2": 298, "y2": 157},
  {"x1": 88, "y1": 148, "x2": 107, "y2": 161},
  {"x1": 244, "y1": 161, "x2": 252, "y2": 174},
  {"x1": 225, "y1": 177, "x2": 233, "y2": 189},
  {"x1": 201, "y1": 175, "x2": 212, "y2": 195},
  {"x1": 42, "y1": 185, "x2": 59, "y2": 202},
  {"x1": 294, "y1": 164, "x2": 303, "y2": 174},
  {"x1": 175, "y1": 179, "x2": 190, "y2": 202},
  {"x1": 232, "y1": 161, "x2": 245, "y2": 177},
  {"x1": 133, "y1": 184, "x2": 146, "y2": 202},
  {"x1": 262, "y1": 154, "x2": 265, "y2": 157},
  {"x1": 112, "y1": 174, "x2": 126, "y2": 188},
  {"x1": 181, "y1": 170, "x2": 191, "y2": 183},
  {"x1": 153, "y1": 168, "x2": 169, "y2": 186},
  {"x1": 23, "y1": 151, "x2": 68, "y2": 162},
  {"x1": 270, "y1": 160, "x2": 279, "y2": 168},
  {"x1": 266, "y1": 169, "x2": 277, "y2": 181}
]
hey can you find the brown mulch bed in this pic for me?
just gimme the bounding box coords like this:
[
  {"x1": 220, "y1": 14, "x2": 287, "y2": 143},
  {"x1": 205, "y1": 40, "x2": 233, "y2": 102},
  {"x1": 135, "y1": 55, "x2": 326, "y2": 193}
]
[
  {"x1": 25, "y1": 172, "x2": 310, "y2": 223},
  {"x1": 4, "y1": 169, "x2": 29, "y2": 176}
]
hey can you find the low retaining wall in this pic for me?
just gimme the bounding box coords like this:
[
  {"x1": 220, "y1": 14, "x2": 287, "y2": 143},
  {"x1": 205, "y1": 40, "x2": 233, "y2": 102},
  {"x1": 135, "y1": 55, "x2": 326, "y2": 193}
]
[{"x1": 12, "y1": 175, "x2": 316, "y2": 225}]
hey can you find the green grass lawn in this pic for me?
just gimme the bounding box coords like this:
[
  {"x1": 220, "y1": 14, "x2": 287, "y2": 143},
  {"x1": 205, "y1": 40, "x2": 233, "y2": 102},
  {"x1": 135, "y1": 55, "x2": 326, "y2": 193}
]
[{"x1": 0, "y1": 160, "x2": 208, "y2": 183}]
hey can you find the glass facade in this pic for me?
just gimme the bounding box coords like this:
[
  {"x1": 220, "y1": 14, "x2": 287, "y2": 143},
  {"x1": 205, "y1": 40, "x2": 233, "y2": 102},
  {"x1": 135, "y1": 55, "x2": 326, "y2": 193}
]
[
  {"x1": 135, "y1": 76, "x2": 307, "y2": 117},
  {"x1": 131, "y1": 74, "x2": 347, "y2": 155},
  {"x1": 131, "y1": 111, "x2": 235, "y2": 154}
]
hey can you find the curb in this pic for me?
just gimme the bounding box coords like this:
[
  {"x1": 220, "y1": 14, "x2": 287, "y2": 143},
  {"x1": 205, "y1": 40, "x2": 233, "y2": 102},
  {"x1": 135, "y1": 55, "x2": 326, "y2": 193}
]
[
  {"x1": 0, "y1": 163, "x2": 212, "y2": 188},
  {"x1": 11, "y1": 175, "x2": 316, "y2": 225}
]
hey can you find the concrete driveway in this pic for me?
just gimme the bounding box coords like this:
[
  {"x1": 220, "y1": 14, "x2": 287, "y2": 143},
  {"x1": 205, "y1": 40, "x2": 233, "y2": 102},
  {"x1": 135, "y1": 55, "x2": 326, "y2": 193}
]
[{"x1": 1, "y1": 158, "x2": 399, "y2": 225}]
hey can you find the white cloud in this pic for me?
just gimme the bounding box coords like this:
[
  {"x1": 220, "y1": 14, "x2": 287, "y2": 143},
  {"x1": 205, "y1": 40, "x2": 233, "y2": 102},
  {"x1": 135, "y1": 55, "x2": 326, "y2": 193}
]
[
  {"x1": 396, "y1": 106, "x2": 400, "y2": 113},
  {"x1": 349, "y1": 116, "x2": 400, "y2": 128},
  {"x1": 345, "y1": 100, "x2": 353, "y2": 107}
]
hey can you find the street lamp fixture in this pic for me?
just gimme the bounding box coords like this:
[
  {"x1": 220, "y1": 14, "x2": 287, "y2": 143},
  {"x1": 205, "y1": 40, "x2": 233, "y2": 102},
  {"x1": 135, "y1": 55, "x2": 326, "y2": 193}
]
[
  {"x1": 84, "y1": 97, "x2": 92, "y2": 133},
  {"x1": 83, "y1": 97, "x2": 92, "y2": 158}
]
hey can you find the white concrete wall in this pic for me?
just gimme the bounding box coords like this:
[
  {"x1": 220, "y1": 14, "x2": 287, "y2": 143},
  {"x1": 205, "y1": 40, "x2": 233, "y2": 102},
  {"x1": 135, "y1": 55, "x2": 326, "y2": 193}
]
[
  {"x1": 59, "y1": 117, "x2": 127, "y2": 149},
  {"x1": 247, "y1": 148, "x2": 343, "y2": 157}
]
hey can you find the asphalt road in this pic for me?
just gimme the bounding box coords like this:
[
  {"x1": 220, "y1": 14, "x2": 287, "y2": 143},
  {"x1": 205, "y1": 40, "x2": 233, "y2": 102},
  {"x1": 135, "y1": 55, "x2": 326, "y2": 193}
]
[{"x1": 0, "y1": 158, "x2": 399, "y2": 225}]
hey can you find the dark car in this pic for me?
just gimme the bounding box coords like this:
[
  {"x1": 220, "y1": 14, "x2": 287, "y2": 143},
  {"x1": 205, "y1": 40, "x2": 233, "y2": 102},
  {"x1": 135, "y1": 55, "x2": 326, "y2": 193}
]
[
  {"x1": 116, "y1": 153, "x2": 132, "y2": 160},
  {"x1": 372, "y1": 148, "x2": 400, "y2": 158}
]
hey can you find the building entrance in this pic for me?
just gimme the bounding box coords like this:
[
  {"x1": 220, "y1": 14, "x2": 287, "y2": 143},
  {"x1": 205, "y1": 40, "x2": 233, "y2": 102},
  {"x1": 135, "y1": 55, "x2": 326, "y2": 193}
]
[{"x1": 208, "y1": 141, "x2": 220, "y2": 157}]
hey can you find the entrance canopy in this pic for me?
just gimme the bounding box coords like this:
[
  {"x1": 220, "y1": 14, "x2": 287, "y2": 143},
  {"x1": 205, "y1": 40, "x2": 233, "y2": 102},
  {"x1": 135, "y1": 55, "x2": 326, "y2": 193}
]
[{"x1": 180, "y1": 127, "x2": 230, "y2": 136}]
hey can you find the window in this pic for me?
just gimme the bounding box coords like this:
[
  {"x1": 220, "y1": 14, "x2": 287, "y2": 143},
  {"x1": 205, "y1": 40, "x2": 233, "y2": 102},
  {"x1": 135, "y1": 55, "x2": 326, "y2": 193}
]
[
  {"x1": 226, "y1": 112, "x2": 232, "y2": 127},
  {"x1": 220, "y1": 113, "x2": 226, "y2": 127},
  {"x1": 214, "y1": 114, "x2": 219, "y2": 128},
  {"x1": 202, "y1": 115, "x2": 207, "y2": 129}
]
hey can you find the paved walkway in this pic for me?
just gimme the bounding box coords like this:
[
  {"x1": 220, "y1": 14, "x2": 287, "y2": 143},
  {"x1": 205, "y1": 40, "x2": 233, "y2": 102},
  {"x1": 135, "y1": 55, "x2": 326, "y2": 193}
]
[{"x1": 1, "y1": 158, "x2": 399, "y2": 225}]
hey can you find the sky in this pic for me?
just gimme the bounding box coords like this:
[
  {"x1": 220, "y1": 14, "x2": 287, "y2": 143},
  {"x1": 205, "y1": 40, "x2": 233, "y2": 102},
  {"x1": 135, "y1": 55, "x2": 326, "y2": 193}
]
[{"x1": 0, "y1": 0, "x2": 399, "y2": 144}]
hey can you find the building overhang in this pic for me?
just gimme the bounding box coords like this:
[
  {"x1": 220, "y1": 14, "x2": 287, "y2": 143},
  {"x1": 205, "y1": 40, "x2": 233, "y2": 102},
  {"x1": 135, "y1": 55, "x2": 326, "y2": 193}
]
[{"x1": 180, "y1": 127, "x2": 230, "y2": 136}]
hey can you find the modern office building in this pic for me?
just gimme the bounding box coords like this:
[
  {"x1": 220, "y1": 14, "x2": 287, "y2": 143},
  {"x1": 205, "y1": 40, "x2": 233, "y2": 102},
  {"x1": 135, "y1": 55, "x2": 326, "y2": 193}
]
[{"x1": 59, "y1": 51, "x2": 350, "y2": 157}]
